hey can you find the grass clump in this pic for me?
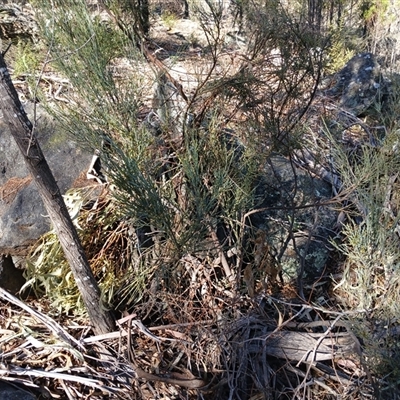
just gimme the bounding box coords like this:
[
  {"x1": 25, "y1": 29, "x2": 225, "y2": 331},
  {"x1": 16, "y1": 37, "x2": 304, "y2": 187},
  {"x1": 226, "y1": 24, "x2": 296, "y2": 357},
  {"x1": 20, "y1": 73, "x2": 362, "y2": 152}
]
[
  {"x1": 326, "y1": 115, "x2": 400, "y2": 395},
  {"x1": 328, "y1": 87, "x2": 400, "y2": 313},
  {"x1": 161, "y1": 10, "x2": 178, "y2": 30}
]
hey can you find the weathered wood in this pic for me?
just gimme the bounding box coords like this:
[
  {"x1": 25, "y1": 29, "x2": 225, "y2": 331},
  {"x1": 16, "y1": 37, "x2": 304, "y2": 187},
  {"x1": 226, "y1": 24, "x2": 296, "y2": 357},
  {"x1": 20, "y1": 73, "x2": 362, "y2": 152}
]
[
  {"x1": 0, "y1": 53, "x2": 115, "y2": 335},
  {"x1": 264, "y1": 330, "x2": 357, "y2": 362}
]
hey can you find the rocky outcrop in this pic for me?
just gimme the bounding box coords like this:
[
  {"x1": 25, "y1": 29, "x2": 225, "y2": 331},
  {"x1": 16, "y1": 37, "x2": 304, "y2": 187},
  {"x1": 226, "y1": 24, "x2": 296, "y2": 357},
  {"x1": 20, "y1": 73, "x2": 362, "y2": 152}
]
[
  {"x1": 0, "y1": 103, "x2": 91, "y2": 255},
  {"x1": 325, "y1": 52, "x2": 388, "y2": 116},
  {"x1": 251, "y1": 155, "x2": 337, "y2": 285},
  {"x1": 266, "y1": 52, "x2": 394, "y2": 285},
  {"x1": 0, "y1": 2, "x2": 38, "y2": 42}
]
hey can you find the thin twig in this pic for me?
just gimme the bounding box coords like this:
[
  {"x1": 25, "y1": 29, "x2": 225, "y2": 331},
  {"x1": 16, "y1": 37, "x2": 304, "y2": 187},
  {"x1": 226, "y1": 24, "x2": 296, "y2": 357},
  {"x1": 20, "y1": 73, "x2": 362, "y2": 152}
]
[{"x1": 0, "y1": 287, "x2": 84, "y2": 350}]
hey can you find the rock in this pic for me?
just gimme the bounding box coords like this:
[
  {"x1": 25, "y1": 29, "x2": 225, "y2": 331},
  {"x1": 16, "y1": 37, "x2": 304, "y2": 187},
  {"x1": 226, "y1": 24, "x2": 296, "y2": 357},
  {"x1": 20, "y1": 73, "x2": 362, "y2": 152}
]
[
  {"x1": 0, "y1": 103, "x2": 91, "y2": 255},
  {"x1": 0, "y1": 381, "x2": 36, "y2": 400},
  {"x1": 326, "y1": 52, "x2": 388, "y2": 116},
  {"x1": 0, "y1": 3, "x2": 38, "y2": 42},
  {"x1": 0, "y1": 254, "x2": 25, "y2": 294},
  {"x1": 251, "y1": 155, "x2": 337, "y2": 283}
]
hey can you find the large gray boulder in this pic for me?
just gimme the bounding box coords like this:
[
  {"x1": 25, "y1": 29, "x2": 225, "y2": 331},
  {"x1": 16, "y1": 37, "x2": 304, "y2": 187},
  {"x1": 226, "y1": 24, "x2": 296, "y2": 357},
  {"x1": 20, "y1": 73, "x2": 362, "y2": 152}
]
[
  {"x1": 325, "y1": 52, "x2": 388, "y2": 116},
  {"x1": 0, "y1": 103, "x2": 91, "y2": 255},
  {"x1": 252, "y1": 155, "x2": 337, "y2": 284}
]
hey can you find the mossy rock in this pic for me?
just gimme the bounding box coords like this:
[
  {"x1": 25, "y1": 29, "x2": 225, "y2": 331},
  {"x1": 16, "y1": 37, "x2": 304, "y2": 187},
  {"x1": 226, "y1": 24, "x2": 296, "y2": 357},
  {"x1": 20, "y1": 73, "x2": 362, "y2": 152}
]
[{"x1": 251, "y1": 155, "x2": 338, "y2": 283}]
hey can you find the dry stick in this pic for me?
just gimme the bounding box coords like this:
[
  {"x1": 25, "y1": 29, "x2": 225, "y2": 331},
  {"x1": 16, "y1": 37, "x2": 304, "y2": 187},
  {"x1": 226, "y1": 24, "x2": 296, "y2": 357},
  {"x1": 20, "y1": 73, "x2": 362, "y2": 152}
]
[
  {"x1": 0, "y1": 54, "x2": 115, "y2": 335},
  {"x1": 83, "y1": 319, "x2": 215, "y2": 345},
  {"x1": 1, "y1": 286, "x2": 205, "y2": 390},
  {"x1": 0, "y1": 287, "x2": 83, "y2": 350},
  {"x1": 133, "y1": 367, "x2": 207, "y2": 390},
  {"x1": 209, "y1": 229, "x2": 233, "y2": 280},
  {"x1": 0, "y1": 366, "x2": 120, "y2": 395},
  {"x1": 119, "y1": 330, "x2": 207, "y2": 389},
  {"x1": 286, "y1": 364, "x2": 340, "y2": 397}
]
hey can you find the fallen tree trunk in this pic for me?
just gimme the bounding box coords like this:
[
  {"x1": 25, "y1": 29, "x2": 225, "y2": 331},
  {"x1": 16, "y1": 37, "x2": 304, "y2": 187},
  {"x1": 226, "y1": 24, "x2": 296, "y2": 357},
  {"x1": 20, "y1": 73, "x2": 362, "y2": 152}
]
[{"x1": 0, "y1": 53, "x2": 115, "y2": 335}]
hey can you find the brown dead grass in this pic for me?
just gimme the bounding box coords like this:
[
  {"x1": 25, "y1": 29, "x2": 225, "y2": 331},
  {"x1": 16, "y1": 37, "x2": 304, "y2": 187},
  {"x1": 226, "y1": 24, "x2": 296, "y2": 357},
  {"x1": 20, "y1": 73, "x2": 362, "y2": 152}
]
[{"x1": 0, "y1": 176, "x2": 32, "y2": 204}]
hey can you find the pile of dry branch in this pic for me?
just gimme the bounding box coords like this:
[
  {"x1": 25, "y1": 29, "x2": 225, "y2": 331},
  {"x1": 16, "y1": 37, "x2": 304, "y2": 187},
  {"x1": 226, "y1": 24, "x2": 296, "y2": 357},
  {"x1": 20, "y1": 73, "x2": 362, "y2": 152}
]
[{"x1": 0, "y1": 283, "x2": 375, "y2": 399}]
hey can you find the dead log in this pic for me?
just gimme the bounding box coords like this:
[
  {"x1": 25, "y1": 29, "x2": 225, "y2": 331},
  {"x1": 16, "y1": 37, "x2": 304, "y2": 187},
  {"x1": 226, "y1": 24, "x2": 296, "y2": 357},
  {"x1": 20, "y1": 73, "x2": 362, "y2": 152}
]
[{"x1": 264, "y1": 330, "x2": 357, "y2": 362}]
